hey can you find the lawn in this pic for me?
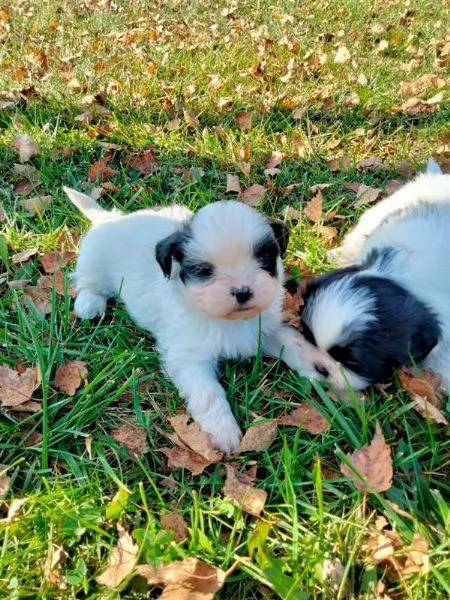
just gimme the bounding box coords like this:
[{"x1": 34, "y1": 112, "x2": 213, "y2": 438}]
[{"x1": 0, "y1": 0, "x2": 449, "y2": 598}]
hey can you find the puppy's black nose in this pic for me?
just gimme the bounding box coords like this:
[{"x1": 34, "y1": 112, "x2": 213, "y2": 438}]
[{"x1": 231, "y1": 286, "x2": 253, "y2": 304}]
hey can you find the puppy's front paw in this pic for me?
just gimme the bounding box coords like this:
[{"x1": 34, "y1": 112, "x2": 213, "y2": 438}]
[
  {"x1": 205, "y1": 414, "x2": 242, "y2": 455},
  {"x1": 74, "y1": 291, "x2": 107, "y2": 320}
]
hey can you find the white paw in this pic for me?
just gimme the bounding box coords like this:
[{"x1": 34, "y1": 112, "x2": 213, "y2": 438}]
[
  {"x1": 202, "y1": 412, "x2": 242, "y2": 455},
  {"x1": 74, "y1": 291, "x2": 107, "y2": 320}
]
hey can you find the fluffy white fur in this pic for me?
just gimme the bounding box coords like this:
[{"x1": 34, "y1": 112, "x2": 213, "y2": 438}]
[
  {"x1": 303, "y1": 159, "x2": 450, "y2": 390},
  {"x1": 64, "y1": 188, "x2": 342, "y2": 452}
]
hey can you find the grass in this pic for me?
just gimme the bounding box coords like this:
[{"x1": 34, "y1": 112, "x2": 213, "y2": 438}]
[{"x1": 1, "y1": 0, "x2": 450, "y2": 597}]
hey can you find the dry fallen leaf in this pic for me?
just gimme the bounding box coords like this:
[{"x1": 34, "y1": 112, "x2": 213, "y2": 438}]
[
  {"x1": 111, "y1": 419, "x2": 148, "y2": 458},
  {"x1": 398, "y1": 368, "x2": 448, "y2": 424},
  {"x1": 400, "y1": 73, "x2": 446, "y2": 98},
  {"x1": 0, "y1": 202, "x2": 6, "y2": 222},
  {"x1": 0, "y1": 365, "x2": 41, "y2": 410},
  {"x1": 236, "y1": 111, "x2": 252, "y2": 130},
  {"x1": 277, "y1": 404, "x2": 330, "y2": 434},
  {"x1": 223, "y1": 463, "x2": 267, "y2": 516},
  {"x1": 334, "y1": 45, "x2": 351, "y2": 64},
  {"x1": 23, "y1": 195, "x2": 52, "y2": 215},
  {"x1": 239, "y1": 183, "x2": 266, "y2": 206},
  {"x1": 13, "y1": 134, "x2": 39, "y2": 163},
  {"x1": 96, "y1": 524, "x2": 138, "y2": 588},
  {"x1": 340, "y1": 422, "x2": 393, "y2": 493},
  {"x1": 161, "y1": 512, "x2": 188, "y2": 543},
  {"x1": 125, "y1": 146, "x2": 159, "y2": 175},
  {"x1": 411, "y1": 394, "x2": 448, "y2": 425},
  {"x1": 169, "y1": 415, "x2": 222, "y2": 463},
  {"x1": 2, "y1": 497, "x2": 29, "y2": 525},
  {"x1": 226, "y1": 174, "x2": 241, "y2": 194},
  {"x1": 0, "y1": 465, "x2": 10, "y2": 500},
  {"x1": 354, "y1": 184, "x2": 382, "y2": 208},
  {"x1": 265, "y1": 151, "x2": 285, "y2": 170},
  {"x1": 385, "y1": 180, "x2": 404, "y2": 195},
  {"x1": 21, "y1": 286, "x2": 52, "y2": 315},
  {"x1": 292, "y1": 106, "x2": 307, "y2": 119},
  {"x1": 320, "y1": 225, "x2": 338, "y2": 245},
  {"x1": 136, "y1": 558, "x2": 225, "y2": 599},
  {"x1": 55, "y1": 362, "x2": 88, "y2": 396},
  {"x1": 183, "y1": 109, "x2": 200, "y2": 129},
  {"x1": 12, "y1": 248, "x2": 38, "y2": 264},
  {"x1": 37, "y1": 272, "x2": 77, "y2": 297},
  {"x1": 236, "y1": 160, "x2": 252, "y2": 176},
  {"x1": 304, "y1": 191, "x2": 323, "y2": 223},
  {"x1": 40, "y1": 250, "x2": 77, "y2": 274},
  {"x1": 356, "y1": 157, "x2": 386, "y2": 171},
  {"x1": 236, "y1": 419, "x2": 278, "y2": 453},
  {"x1": 88, "y1": 157, "x2": 118, "y2": 183},
  {"x1": 329, "y1": 156, "x2": 351, "y2": 172},
  {"x1": 43, "y1": 544, "x2": 67, "y2": 589}
]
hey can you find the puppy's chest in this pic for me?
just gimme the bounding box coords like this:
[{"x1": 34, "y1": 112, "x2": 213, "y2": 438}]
[{"x1": 211, "y1": 319, "x2": 262, "y2": 359}]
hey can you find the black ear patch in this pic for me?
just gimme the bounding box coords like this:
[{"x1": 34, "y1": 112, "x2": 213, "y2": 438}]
[
  {"x1": 155, "y1": 230, "x2": 185, "y2": 278},
  {"x1": 268, "y1": 219, "x2": 289, "y2": 257}
]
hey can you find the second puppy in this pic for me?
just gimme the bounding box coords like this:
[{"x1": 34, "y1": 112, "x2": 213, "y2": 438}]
[{"x1": 64, "y1": 188, "x2": 340, "y2": 452}]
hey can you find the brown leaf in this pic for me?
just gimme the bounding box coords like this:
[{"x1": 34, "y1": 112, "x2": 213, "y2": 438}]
[
  {"x1": 340, "y1": 422, "x2": 393, "y2": 493},
  {"x1": 264, "y1": 167, "x2": 280, "y2": 178},
  {"x1": 309, "y1": 183, "x2": 331, "y2": 193},
  {"x1": 226, "y1": 174, "x2": 241, "y2": 194},
  {"x1": 88, "y1": 157, "x2": 118, "y2": 182},
  {"x1": 55, "y1": 362, "x2": 88, "y2": 396},
  {"x1": 159, "y1": 447, "x2": 213, "y2": 476},
  {"x1": 400, "y1": 74, "x2": 446, "y2": 98},
  {"x1": 354, "y1": 184, "x2": 382, "y2": 208},
  {"x1": 169, "y1": 415, "x2": 222, "y2": 463},
  {"x1": 362, "y1": 529, "x2": 429, "y2": 578},
  {"x1": 37, "y1": 272, "x2": 77, "y2": 297},
  {"x1": 111, "y1": 420, "x2": 148, "y2": 458},
  {"x1": 283, "y1": 206, "x2": 302, "y2": 221},
  {"x1": 13, "y1": 134, "x2": 39, "y2": 163},
  {"x1": 2, "y1": 497, "x2": 29, "y2": 524},
  {"x1": 239, "y1": 183, "x2": 266, "y2": 206},
  {"x1": 236, "y1": 111, "x2": 252, "y2": 130},
  {"x1": 292, "y1": 107, "x2": 307, "y2": 120},
  {"x1": 320, "y1": 225, "x2": 338, "y2": 245},
  {"x1": 136, "y1": 558, "x2": 225, "y2": 599},
  {"x1": 13, "y1": 163, "x2": 41, "y2": 190},
  {"x1": 161, "y1": 513, "x2": 188, "y2": 542},
  {"x1": 40, "y1": 250, "x2": 77, "y2": 274},
  {"x1": 334, "y1": 46, "x2": 351, "y2": 64},
  {"x1": 236, "y1": 419, "x2": 277, "y2": 453},
  {"x1": 329, "y1": 156, "x2": 351, "y2": 172},
  {"x1": 411, "y1": 394, "x2": 448, "y2": 425},
  {"x1": 0, "y1": 202, "x2": 6, "y2": 222},
  {"x1": 223, "y1": 464, "x2": 267, "y2": 516},
  {"x1": 43, "y1": 545, "x2": 67, "y2": 588},
  {"x1": 265, "y1": 151, "x2": 285, "y2": 170},
  {"x1": 75, "y1": 103, "x2": 111, "y2": 124},
  {"x1": 0, "y1": 365, "x2": 41, "y2": 409},
  {"x1": 96, "y1": 524, "x2": 138, "y2": 588},
  {"x1": 21, "y1": 286, "x2": 52, "y2": 314},
  {"x1": 304, "y1": 191, "x2": 323, "y2": 223},
  {"x1": 385, "y1": 180, "x2": 404, "y2": 195},
  {"x1": 0, "y1": 466, "x2": 10, "y2": 500},
  {"x1": 277, "y1": 403, "x2": 330, "y2": 434},
  {"x1": 12, "y1": 248, "x2": 38, "y2": 264},
  {"x1": 183, "y1": 109, "x2": 200, "y2": 129},
  {"x1": 23, "y1": 195, "x2": 52, "y2": 215},
  {"x1": 398, "y1": 368, "x2": 441, "y2": 403},
  {"x1": 356, "y1": 157, "x2": 386, "y2": 171},
  {"x1": 125, "y1": 147, "x2": 159, "y2": 175},
  {"x1": 236, "y1": 161, "x2": 252, "y2": 176}
]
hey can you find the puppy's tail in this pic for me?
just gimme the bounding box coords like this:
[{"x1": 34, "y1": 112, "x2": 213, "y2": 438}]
[
  {"x1": 63, "y1": 187, "x2": 111, "y2": 223},
  {"x1": 426, "y1": 158, "x2": 443, "y2": 176}
]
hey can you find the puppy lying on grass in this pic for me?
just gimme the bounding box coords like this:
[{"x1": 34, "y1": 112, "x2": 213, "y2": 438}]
[{"x1": 64, "y1": 188, "x2": 342, "y2": 453}]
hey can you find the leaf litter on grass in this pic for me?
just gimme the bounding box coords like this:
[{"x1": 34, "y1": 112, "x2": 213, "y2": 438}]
[{"x1": 0, "y1": 364, "x2": 41, "y2": 413}]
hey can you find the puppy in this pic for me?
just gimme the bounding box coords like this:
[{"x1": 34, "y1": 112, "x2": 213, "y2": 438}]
[
  {"x1": 64, "y1": 188, "x2": 341, "y2": 452},
  {"x1": 298, "y1": 159, "x2": 450, "y2": 391}
]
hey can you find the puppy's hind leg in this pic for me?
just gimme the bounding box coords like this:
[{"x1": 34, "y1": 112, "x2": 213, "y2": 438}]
[
  {"x1": 74, "y1": 290, "x2": 107, "y2": 320},
  {"x1": 164, "y1": 357, "x2": 242, "y2": 454}
]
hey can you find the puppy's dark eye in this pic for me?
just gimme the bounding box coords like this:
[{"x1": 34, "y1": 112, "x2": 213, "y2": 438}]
[
  {"x1": 314, "y1": 364, "x2": 329, "y2": 377},
  {"x1": 182, "y1": 262, "x2": 214, "y2": 280}
]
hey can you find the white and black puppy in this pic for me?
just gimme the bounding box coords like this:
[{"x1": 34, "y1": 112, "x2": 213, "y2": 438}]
[
  {"x1": 299, "y1": 159, "x2": 450, "y2": 391},
  {"x1": 64, "y1": 188, "x2": 341, "y2": 452}
]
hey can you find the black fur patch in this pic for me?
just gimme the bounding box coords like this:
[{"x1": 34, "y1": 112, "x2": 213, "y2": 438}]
[
  {"x1": 254, "y1": 234, "x2": 280, "y2": 277},
  {"x1": 155, "y1": 226, "x2": 191, "y2": 278},
  {"x1": 268, "y1": 219, "x2": 289, "y2": 257},
  {"x1": 180, "y1": 261, "x2": 215, "y2": 283},
  {"x1": 302, "y1": 265, "x2": 441, "y2": 383}
]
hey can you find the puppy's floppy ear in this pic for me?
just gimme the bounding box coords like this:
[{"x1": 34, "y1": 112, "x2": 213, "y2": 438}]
[
  {"x1": 408, "y1": 321, "x2": 440, "y2": 363},
  {"x1": 268, "y1": 219, "x2": 289, "y2": 257},
  {"x1": 155, "y1": 231, "x2": 184, "y2": 278}
]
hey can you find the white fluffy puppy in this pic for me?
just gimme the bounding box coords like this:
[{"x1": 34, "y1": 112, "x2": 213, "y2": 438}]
[
  {"x1": 298, "y1": 159, "x2": 450, "y2": 391},
  {"x1": 64, "y1": 188, "x2": 341, "y2": 452}
]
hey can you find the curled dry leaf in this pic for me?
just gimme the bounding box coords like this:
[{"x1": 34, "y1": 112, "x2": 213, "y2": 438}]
[
  {"x1": 2, "y1": 497, "x2": 29, "y2": 524},
  {"x1": 0, "y1": 465, "x2": 10, "y2": 499},
  {"x1": 292, "y1": 106, "x2": 307, "y2": 119},
  {"x1": 183, "y1": 109, "x2": 200, "y2": 129},
  {"x1": 21, "y1": 286, "x2": 52, "y2": 315},
  {"x1": 320, "y1": 225, "x2": 338, "y2": 245},
  {"x1": 223, "y1": 463, "x2": 267, "y2": 516},
  {"x1": 304, "y1": 191, "x2": 323, "y2": 223},
  {"x1": 226, "y1": 174, "x2": 241, "y2": 194},
  {"x1": 356, "y1": 157, "x2": 386, "y2": 171},
  {"x1": 277, "y1": 403, "x2": 330, "y2": 434},
  {"x1": 341, "y1": 422, "x2": 393, "y2": 493},
  {"x1": 236, "y1": 419, "x2": 278, "y2": 453},
  {"x1": 13, "y1": 134, "x2": 39, "y2": 163},
  {"x1": 236, "y1": 160, "x2": 252, "y2": 176},
  {"x1": 411, "y1": 394, "x2": 448, "y2": 425},
  {"x1": 55, "y1": 361, "x2": 88, "y2": 396},
  {"x1": 158, "y1": 414, "x2": 222, "y2": 475},
  {"x1": 40, "y1": 250, "x2": 77, "y2": 274},
  {"x1": 0, "y1": 365, "x2": 41, "y2": 410},
  {"x1": 160, "y1": 512, "x2": 188, "y2": 543},
  {"x1": 88, "y1": 157, "x2": 118, "y2": 182},
  {"x1": 309, "y1": 183, "x2": 331, "y2": 193},
  {"x1": 136, "y1": 558, "x2": 225, "y2": 599},
  {"x1": 37, "y1": 272, "x2": 77, "y2": 297},
  {"x1": 334, "y1": 45, "x2": 351, "y2": 64},
  {"x1": 284, "y1": 206, "x2": 302, "y2": 221},
  {"x1": 111, "y1": 419, "x2": 148, "y2": 458},
  {"x1": 96, "y1": 524, "x2": 138, "y2": 588},
  {"x1": 23, "y1": 195, "x2": 52, "y2": 215},
  {"x1": 398, "y1": 368, "x2": 441, "y2": 403},
  {"x1": 236, "y1": 111, "x2": 252, "y2": 130},
  {"x1": 265, "y1": 151, "x2": 285, "y2": 170},
  {"x1": 12, "y1": 248, "x2": 38, "y2": 264},
  {"x1": 125, "y1": 146, "x2": 159, "y2": 175},
  {"x1": 239, "y1": 183, "x2": 266, "y2": 207},
  {"x1": 43, "y1": 545, "x2": 67, "y2": 589},
  {"x1": 329, "y1": 156, "x2": 351, "y2": 172},
  {"x1": 354, "y1": 184, "x2": 382, "y2": 208}
]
